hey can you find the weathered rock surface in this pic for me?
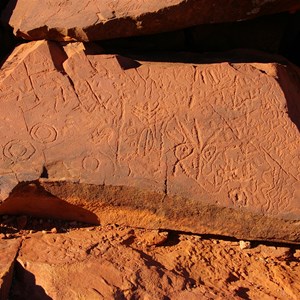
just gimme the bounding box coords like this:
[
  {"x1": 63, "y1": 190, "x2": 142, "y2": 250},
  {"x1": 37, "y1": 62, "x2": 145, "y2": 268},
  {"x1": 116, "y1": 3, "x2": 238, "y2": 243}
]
[
  {"x1": 0, "y1": 238, "x2": 21, "y2": 300},
  {"x1": 14, "y1": 230, "x2": 192, "y2": 299},
  {"x1": 0, "y1": 41, "x2": 299, "y2": 242},
  {"x1": 2, "y1": 0, "x2": 300, "y2": 42},
  {"x1": 8, "y1": 226, "x2": 300, "y2": 300}
]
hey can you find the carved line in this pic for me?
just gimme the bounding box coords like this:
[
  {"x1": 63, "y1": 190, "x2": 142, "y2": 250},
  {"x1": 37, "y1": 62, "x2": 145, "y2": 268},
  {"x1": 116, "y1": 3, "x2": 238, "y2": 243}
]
[
  {"x1": 30, "y1": 123, "x2": 58, "y2": 143},
  {"x1": 3, "y1": 140, "x2": 36, "y2": 162},
  {"x1": 82, "y1": 156, "x2": 100, "y2": 172}
]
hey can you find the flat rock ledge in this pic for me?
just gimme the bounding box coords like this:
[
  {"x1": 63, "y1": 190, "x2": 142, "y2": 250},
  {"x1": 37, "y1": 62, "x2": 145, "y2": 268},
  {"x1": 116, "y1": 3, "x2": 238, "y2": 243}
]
[
  {"x1": 0, "y1": 41, "x2": 299, "y2": 242},
  {"x1": 2, "y1": 223, "x2": 300, "y2": 299},
  {"x1": 2, "y1": 0, "x2": 300, "y2": 41}
]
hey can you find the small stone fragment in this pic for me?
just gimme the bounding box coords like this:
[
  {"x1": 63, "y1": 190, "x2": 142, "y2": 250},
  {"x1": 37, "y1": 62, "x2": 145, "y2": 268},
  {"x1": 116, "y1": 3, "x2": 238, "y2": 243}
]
[
  {"x1": 239, "y1": 241, "x2": 251, "y2": 250},
  {"x1": 294, "y1": 249, "x2": 300, "y2": 259},
  {"x1": 258, "y1": 245, "x2": 292, "y2": 260},
  {"x1": 51, "y1": 228, "x2": 57, "y2": 234},
  {"x1": 138, "y1": 230, "x2": 169, "y2": 246}
]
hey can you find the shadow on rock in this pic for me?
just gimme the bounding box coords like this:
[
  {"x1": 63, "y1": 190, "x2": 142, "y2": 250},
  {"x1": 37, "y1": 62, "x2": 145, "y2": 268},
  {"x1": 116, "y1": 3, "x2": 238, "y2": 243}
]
[
  {"x1": 9, "y1": 261, "x2": 51, "y2": 300},
  {"x1": 0, "y1": 181, "x2": 100, "y2": 226}
]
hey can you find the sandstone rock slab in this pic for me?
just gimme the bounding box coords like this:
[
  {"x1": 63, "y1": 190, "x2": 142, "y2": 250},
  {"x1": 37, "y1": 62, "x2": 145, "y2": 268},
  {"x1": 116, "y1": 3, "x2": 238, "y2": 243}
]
[
  {"x1": 0, "y1": 41, "x2": 299, "y2": 242},
  {"x1": 10, "y1": 228, "x2": 300, "y2": 300},
  {"x1": 2, "y1": 0, "x2": 300, "y2": 42},
  {"x1": 0, "y1": 238, "x2": 21, "y2": 300},
  {"x1": 13, "y1": 231, "x2": 193, "y2": 300}
]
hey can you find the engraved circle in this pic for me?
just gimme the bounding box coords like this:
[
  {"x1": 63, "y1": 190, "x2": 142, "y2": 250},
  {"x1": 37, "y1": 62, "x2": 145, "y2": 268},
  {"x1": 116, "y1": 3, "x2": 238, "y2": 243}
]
[
  {"x1": 30, "y1": 123, "x2": 58, "y2": 143},
  {"x1": 3, "y1": 140, "x2": 36, "y2": 162},
  {"x1": 126, "y1": 126, "x2": 137, "y2": 136},
  {"x1": 82, "y1": 156, "x2": 100, "y2": 171}
]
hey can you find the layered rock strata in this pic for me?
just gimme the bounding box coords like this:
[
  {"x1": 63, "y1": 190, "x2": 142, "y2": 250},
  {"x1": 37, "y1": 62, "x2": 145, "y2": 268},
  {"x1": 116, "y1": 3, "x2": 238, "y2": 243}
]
[
  {"x1": 0, "y1": 41, "x2": 299, "y2": 242},
  {"x1": 2, "y1": 0, "x2": 300, "y2": 41}
]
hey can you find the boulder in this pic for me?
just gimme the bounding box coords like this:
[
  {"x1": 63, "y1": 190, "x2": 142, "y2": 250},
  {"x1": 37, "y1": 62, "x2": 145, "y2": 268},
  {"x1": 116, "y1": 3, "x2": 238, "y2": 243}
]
[
  {"x1": 0, "y1": 238, "x2": 21, "y2": 300},
  {"x1": 0, "y1": 41, "x2": 299, "y2": 242},
  {"x1": 9, "y1": 228, "x2": 300, "y2": 299},
  {"x1": 2, "y1": 0, "x2": 300, "y2": 42},
  {"x1": 12, "y1": 231, "x2": 193, "y2": 299}
]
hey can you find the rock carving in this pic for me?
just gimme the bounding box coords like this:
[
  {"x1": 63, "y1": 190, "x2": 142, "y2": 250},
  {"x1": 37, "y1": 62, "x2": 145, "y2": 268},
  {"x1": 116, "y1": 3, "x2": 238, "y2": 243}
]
[{"x1": 0, "y1": 41, "x2": 299, "y2": 242}]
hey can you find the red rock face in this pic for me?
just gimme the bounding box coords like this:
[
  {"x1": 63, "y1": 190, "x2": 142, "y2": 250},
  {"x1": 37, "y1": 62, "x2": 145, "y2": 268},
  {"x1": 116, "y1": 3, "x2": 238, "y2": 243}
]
[
  {"x1": 0, "y1": 41, "x2": 299, "y2": 242},
  {"x1": 2, "y1": 0, "x2": 300, "y2": 41},
  {"x1": 0, "y1": 239, "x2": 21, "y2": 300}
]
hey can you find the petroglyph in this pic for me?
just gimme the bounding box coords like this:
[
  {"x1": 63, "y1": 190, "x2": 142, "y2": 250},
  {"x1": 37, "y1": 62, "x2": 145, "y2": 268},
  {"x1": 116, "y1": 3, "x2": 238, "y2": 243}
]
[
  {"x1": 82, "y1": 156, "x2": 100, "y2": 172},
  {"x1": 0, "y1": 41, "x2": 299, "y2": 233},
  {"x1": 3, "y1": 140, "x2": 36, "y2": 163},
  {"x1": 30, "y1": 123, "x2": 58, "y2": 143}
]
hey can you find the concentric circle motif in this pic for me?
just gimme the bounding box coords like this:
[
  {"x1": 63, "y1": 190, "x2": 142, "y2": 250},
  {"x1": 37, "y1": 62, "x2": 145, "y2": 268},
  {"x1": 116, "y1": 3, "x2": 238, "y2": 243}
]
[
  {"x1": 82, "y1": 156, "x2": 100, "y2": 171},
  {"x1": 30, "y1": 123, "x2": 58, "y2": 143},
  {"x1": 3, "y1": 140, "x2": 36, "y2": 162}
]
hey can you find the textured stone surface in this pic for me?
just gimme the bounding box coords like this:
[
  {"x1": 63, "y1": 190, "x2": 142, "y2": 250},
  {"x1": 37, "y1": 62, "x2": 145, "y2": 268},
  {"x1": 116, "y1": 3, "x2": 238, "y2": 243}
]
[
  {"x1": 0, "y1": 41, "x2": 299, "y2": 242},
  {"x1": 8, "y1": 227, "x2": 300, "y2": 300},
  {"x1": 2, "y1": 0, "x2": 300, "y2": 42},
  {"x1": 0, "y1": 238, "x2": 21, "y2": 300},
  {"x1": 14, "y1": 231, "x2": 190, "y2": 299}
]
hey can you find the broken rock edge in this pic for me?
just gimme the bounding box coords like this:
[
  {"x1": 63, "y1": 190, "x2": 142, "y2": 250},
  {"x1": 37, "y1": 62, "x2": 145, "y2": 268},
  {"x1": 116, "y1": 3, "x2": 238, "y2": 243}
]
[
  {"x1": 1, "y1": 179, "x2": 300, "y2": 244},
  {"x1": 0, "y1": 41, "x2": 299, "y2": 243},
  {"x1": 4, "y1": 0, "x2": 300, "y2": 42}
]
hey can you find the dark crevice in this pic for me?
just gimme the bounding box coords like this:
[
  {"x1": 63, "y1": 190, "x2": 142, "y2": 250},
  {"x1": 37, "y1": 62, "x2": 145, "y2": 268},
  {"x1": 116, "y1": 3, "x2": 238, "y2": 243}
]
[
  {"x1": 0, "y1": 6, "x2": 299, "y2": 66},
  {"x1": 0, "y1": 0, "x2": 26, "y2": 68},
  {"x1": 85, "y1": 242, "x2": 99, "y2": 255},
  {"x1": 276, "y1": 64, "x2": 300, "y2": 131},
  {"x1": 51, "y1": 44, "x2": 83, "y2": 101},
  {"x1": 47, "y1": 41, "x2": 68, "y2": 72},
  {"x1": 235, "y1": 287, "x2": 250, "y2": 300},
  {"x1": 159, "y1": 231, "x2": 181, "y2": 247},
  {"x1": 40, "y1": 166, "x2": 49, "y2": 179},
  {"x1": 156, "y1": 229, "x2": 300, "y2": 249},
  {"x1": 95, "y1": 11, "x2": 300, "y2": 67}
]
